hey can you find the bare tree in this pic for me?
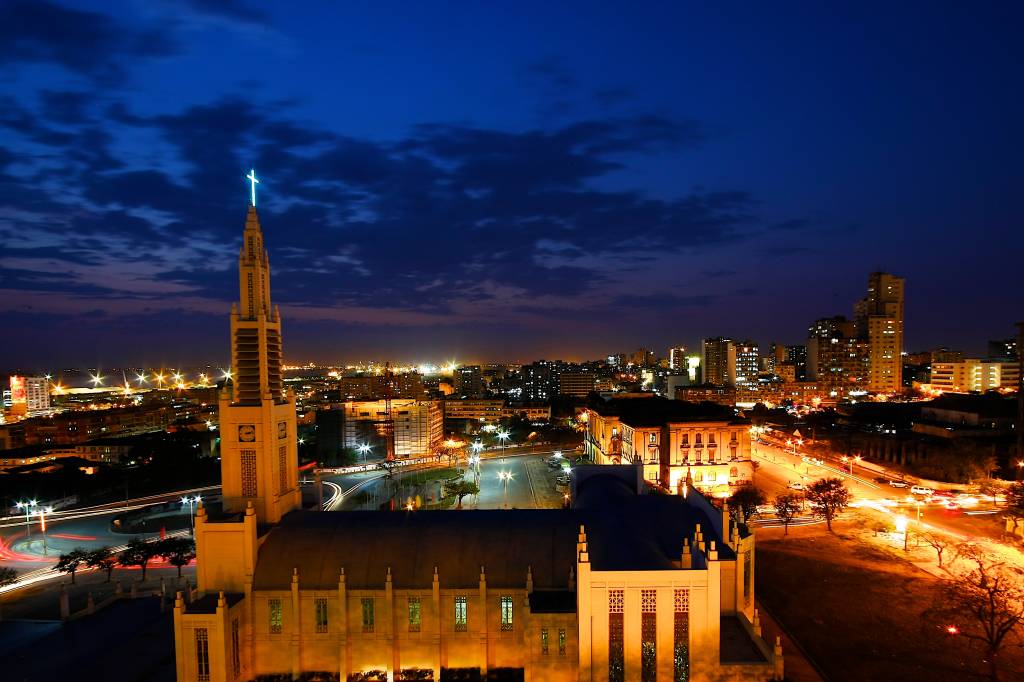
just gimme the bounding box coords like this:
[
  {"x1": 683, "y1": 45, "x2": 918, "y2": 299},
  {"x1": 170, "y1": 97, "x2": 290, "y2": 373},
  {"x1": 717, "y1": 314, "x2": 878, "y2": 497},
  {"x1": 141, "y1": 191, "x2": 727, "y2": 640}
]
[
  {"x1": 773, "y1": 494, "x2": 801, "y2": 536},
  {"x1": 934, "y1": 544, "x2": 1024, "y2": 680},
  {"x1": 804, "y1": 478, "x2": 851, "y2": 532},
  {"x1": 920, "y1": 531, "x2": 954, "y2": 568}
]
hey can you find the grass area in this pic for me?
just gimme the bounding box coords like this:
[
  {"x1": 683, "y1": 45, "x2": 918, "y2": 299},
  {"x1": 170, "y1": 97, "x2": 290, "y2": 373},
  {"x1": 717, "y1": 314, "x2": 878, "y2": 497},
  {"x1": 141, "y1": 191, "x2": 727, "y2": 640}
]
[
  {"x1": 756, "y1": 517, "x2": 1024, "y2": 682},
  {"x1": 398, "y1": 467, "x2": 462, "y2": 486}
]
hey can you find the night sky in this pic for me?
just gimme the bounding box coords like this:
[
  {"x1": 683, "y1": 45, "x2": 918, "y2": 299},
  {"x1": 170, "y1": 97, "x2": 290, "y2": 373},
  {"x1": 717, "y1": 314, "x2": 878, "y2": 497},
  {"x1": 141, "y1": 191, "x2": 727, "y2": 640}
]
[{"x1": 1, "y1": 1, "x2": 1021, "y2": 368}]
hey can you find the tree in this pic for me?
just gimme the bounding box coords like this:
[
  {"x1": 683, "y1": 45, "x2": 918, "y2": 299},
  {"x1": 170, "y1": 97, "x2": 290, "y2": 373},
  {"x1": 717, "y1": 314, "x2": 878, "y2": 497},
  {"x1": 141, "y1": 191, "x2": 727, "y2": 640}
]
[
  {"x1": 157, "y1": 537, "x2": 196, "y2": 578},
  {"x1": 0, "y1": 567, "x2": 17, "y2": 588},
  {"x1": 804, "y1": 478, "x2": 851, "y2": 532},
  {"x1": 120, "y1": 538, "x2": 159, "y2": 582},
  {"x1": 86, "y1": 546, "x2": 118, "y2": 582},
  {"x1": 933, "y1": 544, "x2": 1024, "y2": 680},
  {"x1": 978, "y1": 480, "x2": 1006, "y2": 509},
  {"x1": 1006, "y1": 482, "x2": 1024, "y2": 518},
  {"x1": 443, "y1": 479, "x2": 480, "y2": 509},
  {"x1": 54, "y1": 547, "x2": 90, "y2": 585},
  {"x1": 772, "y1": 494, "x2": 801, "y2": 536},
  {"x1": 728, "y1": 486, "x2": 767, "y2": 524},
  {"x1": 920, "y1": 531, "x2": 954, "y2": 568}
]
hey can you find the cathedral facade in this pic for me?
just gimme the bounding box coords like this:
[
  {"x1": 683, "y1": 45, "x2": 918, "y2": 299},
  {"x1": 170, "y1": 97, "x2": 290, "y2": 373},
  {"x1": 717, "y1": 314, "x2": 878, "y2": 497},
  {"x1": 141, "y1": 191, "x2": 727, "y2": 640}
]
[{"x1": 173, "y1": 199, "x2": 782, "y2": 682}]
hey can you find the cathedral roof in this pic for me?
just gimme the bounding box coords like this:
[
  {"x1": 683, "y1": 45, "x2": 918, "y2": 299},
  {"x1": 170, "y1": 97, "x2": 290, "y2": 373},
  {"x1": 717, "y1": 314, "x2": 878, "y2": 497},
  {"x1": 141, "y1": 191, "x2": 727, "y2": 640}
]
[{"x1": 252, "y1": 471, "x2": 732, "y2": 591}]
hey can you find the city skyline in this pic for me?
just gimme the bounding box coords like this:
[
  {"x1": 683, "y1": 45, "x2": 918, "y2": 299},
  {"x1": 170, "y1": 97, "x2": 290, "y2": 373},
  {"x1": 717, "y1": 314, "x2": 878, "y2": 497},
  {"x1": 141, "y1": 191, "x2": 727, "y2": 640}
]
[{"x1": 1, "y1": 2, "x2": 1022, "y2": 366}]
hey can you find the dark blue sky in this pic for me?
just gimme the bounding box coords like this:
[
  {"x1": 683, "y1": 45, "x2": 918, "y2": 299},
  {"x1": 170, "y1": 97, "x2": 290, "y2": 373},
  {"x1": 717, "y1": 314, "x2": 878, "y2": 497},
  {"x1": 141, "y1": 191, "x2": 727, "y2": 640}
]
[{"x1": 1, "y1": 1, "x2": 1021, "y2": 368}]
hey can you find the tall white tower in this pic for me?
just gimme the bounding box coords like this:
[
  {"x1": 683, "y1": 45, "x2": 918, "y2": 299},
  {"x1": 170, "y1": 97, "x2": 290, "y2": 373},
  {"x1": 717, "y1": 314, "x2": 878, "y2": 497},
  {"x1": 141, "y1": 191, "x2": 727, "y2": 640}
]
[{"x1": 219, "y1": 176, "x2": 300, "y2": 524}]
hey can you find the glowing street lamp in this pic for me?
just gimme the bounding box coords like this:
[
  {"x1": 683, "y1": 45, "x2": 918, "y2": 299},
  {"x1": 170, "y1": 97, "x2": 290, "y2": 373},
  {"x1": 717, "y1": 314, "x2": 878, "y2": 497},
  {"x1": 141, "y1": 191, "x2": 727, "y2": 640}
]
[
  {"x1": 357, "y1": 443, "x2": 372, "y2": 463},
  {"x1": 15, "y1": 499, "x2": 37, "y2": 538},
  {"x1": 182, "y1": 495, "x2": 202, "y2": 535},
  {"x1": 32, "y1": 506, "x2": 54, "y2": 555},
  {"x1": 895, "y1": 514, "x2": 909, "y2": 551},
  {"x1": 498, "y1": 470, "x2": 514, "y2": 509},
  {"x1": 221, "y1": 368, "x2": 233, "y2": 382},
  {"x1": 90, "y1": 373, "x2": 104, "y2": 387},
  {"x1": 136, "y1": 372, "x2": 147, "y2": 385},
  {"x1": 497, "y1": 430, "x2": 510, "y2": 459}
]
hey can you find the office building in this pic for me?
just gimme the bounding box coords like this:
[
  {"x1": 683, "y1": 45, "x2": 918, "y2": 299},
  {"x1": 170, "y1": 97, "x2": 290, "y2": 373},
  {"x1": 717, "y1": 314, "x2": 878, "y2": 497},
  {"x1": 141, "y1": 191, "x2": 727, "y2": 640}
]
[
  {"x1": 856, "y1": 272, "x2": 905, "y2": 393},
  {"x1": 701, "y1": 338, "x2": 734, "y2": 386}
]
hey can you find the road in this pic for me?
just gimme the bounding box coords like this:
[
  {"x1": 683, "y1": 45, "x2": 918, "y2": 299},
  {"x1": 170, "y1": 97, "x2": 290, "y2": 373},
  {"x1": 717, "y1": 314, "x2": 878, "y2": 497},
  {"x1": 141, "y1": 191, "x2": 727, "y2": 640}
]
[
  {"x1": 321, "y1": 447, "x2": 572, "y2": 511},
  {"x1": 751, "y1": 439, "x2": 1005, "y2": 541}
]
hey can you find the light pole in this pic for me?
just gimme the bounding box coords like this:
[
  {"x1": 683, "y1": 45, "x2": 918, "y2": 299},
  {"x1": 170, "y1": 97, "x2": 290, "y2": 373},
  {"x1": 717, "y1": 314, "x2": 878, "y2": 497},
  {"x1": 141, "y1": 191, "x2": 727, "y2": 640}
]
[
  {"x1": 182, "y1": 495, "x2": 201, "y2": 535},
  {"x1": 497, "y1": 430, "x2": 510, "y2": 460},
  {"x1": 895, "y1": 514, "x2": 909, "y2": 551},
  {"x1": 498, "y1": 470, "x2": 513, "y2": 509},
  {"x1": 15, "y1": 499, "x2": 37, "y2": 538},
  {"x1": 32, "y1": 506, "x2": 54, "y2": 556}
]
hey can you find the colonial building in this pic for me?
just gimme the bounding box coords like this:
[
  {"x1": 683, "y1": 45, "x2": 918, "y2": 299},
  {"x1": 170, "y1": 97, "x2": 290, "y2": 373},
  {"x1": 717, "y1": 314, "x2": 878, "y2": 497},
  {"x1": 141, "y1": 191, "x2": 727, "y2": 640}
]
[
  {"x1": 582, "y1": 397, "x2": 754, "y2": 497},
  {"x1": 173, "y1": 194, "x2": 782, "y2": 682}
]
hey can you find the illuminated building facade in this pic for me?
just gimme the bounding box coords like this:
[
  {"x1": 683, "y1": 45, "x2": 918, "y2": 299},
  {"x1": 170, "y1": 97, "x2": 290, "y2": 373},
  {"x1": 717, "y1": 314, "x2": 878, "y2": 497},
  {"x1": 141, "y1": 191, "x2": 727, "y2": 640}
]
[
  {"x1": 929, "y1": 359, "x2": 1020, "y2": 393},
  {"x1": 558, "y1": 372, "x2": 596, "y2": 398},
  {"x1": 330, "y1": 398, "x2": 444, "y2": 457},
  {"x1": 732, "y1": 341, "x2": 759, "y2": 387},
  {"x1": 218, "y1": 203, "x2": 301, "y2": 525},
  {"x1": 583, "y1": 398, "x2": 754, "y2": 496},
  {"x1": 856, "y1": 272, "x2": 905, "y2": 393},
  {"x1": 178, "y1": 468, "x2": 780, "y2": 682},
  {"x1": 668, "y1": 346, "x2": 687, "y2": 371}
]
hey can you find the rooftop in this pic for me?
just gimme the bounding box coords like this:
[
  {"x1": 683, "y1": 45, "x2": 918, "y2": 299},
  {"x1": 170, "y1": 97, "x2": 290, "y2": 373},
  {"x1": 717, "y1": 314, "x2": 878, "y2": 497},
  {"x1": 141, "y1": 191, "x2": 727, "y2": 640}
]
[
  {"x1": 252, "y1": 471, "x2": 732, "y2": 591},
  {"x1": 588, "y1": 396, "x2": 745, "y2": 427}
]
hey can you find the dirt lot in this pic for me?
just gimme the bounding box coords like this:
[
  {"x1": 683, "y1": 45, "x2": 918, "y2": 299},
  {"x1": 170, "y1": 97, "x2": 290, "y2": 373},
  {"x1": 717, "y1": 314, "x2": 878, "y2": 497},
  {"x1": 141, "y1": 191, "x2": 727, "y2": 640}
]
[{"x1": 756, "y1": 519, "x2": 1024, "y2": 681}]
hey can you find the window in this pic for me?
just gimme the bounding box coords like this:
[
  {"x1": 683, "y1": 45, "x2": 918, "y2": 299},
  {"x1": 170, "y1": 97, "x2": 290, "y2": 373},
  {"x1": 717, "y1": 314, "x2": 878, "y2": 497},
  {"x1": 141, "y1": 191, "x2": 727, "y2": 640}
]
[
  {"x1": 558, "y1": 628, "x2": 567, "y2": 656},
  {"x1": 454, "y1": 596, "x2": 467, "y2": 632},
  {"x1": 268, "y1": 598, "x2": 282, "y2": 634},
  {"x1": 674, "y1": 589, "x2": 690, "y2": 682},
  {"x1": 241, "y1": 450, "x2": 257, "y2": 497},
  {"x1": 195, "y1": 628, "x2": 210, "y2": 682},
  {"x1": 408, "y1": 597, "x2": 421, "y2": 632},
  {"x1": 231, "y1": 619, "x2": 241, "y2": 678},
  {"x1": 649, "y1": 433, "x2": 656, "y2": 443},
  {"x1": 278, "y1": 446, "x2": 288, "y2": 493},
  {"x1": 315, "y1": 597, "x2": 328, "y2": 633},
  {"x1": 730, "y1": 467, "x2": 738, "y2": 479},
  {"x1": 361, "y1": 598, "x2": 375, "y2": 633},
  {"x1": 500, "y1": 595, "x2": 513, "y2": 631},
  {"x1": 609, "y1": 590, "x2": 624, "y2": 682},
  {"x1": 641, "y1": 590, "x2": 657, "y2": 682},
  {"x1": 541, "y1": 628, "x2": 549, "y2": 655}
]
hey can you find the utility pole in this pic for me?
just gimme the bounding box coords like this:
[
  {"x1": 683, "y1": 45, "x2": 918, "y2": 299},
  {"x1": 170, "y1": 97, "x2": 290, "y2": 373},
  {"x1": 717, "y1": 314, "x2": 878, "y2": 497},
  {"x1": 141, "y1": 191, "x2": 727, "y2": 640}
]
[{"x1": 1017, "y1": 322, "x2": 1023, "y2": 465}]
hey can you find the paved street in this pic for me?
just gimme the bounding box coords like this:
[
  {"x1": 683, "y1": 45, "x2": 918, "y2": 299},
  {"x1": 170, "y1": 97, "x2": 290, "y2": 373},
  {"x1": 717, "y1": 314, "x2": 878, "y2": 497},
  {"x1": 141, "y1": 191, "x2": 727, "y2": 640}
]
[{"x1": 751, "y1": 439, "x2": 1007, "y2": 541}]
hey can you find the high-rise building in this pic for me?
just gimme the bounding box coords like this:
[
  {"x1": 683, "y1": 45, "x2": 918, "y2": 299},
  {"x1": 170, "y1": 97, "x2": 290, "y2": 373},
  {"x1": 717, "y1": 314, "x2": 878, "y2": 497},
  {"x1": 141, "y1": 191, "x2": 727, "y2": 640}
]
[
  {"x1": 8, "y1": 376, "x2": 50, "y2": 416},
  {"x1": 987, "y1": 337, "x2": 1018, "y2": 361},
  {"x1": 733, "y1": 340, "x2": 759, "y2": 386},
  {"x1": 702, "y1": 337, "x2": 735, "y2": 386},
  {"x1": 218, "y1": 203, "x2": 301, "y2": 524},
  {"x1": 558, "y1": 372, "x2": 596, "y2": 398},
  {"x1": 668, "y1": 346, "x2": 687, "y2": 370},
  {"x1": 856, "y1": 272, "x2": 905, "y2": 393},
  {"x1": 454, "y1": 365, "x2": 484, "y2": 397},
  {"x1": 806, "y1": 317, "x2": 868, "y2": 390}
]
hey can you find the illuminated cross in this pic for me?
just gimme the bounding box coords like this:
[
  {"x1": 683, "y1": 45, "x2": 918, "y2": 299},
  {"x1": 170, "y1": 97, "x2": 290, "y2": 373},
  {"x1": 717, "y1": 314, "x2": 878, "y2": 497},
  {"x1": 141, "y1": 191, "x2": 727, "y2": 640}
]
[{"x1": 246, "y1": 169, "x2": 260, "y2": 206}]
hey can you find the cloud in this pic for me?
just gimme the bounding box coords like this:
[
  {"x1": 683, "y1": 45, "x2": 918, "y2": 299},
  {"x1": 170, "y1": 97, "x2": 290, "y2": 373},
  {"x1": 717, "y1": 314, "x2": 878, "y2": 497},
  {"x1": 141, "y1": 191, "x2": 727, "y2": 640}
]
[{"x1": 0, "y1": 1, "x2": 176, "y2": 83}]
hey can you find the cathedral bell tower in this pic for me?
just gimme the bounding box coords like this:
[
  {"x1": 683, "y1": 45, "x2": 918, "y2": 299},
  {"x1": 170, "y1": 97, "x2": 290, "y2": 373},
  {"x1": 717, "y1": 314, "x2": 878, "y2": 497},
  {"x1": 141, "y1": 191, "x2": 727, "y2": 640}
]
[{"x1": 219, "y1": 171, "x2": 301, "y2": 523}]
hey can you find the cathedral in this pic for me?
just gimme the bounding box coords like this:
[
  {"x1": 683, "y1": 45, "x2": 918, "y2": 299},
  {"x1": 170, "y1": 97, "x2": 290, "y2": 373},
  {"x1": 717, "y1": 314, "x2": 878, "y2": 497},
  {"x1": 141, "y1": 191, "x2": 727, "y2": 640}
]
[{"x1": 173, "y1": 188, "x2": 783, "y2": 682}]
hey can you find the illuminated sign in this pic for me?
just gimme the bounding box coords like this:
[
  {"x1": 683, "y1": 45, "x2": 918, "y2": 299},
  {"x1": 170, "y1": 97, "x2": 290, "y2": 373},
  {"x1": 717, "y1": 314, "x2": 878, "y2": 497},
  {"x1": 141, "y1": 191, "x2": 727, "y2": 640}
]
[{"x1": 9, "y1": 376, "x2": 26, "y2": 404}]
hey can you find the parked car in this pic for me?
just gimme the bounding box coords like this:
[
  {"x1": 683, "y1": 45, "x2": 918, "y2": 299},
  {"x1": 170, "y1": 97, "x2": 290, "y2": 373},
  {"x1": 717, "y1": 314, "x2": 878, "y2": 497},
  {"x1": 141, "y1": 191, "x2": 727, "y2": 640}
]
[
  {"x1": 911, "y1": 485, "x2": 934, "y2": 496},
  {"x1": 787, "y1": 481, "x2": 805, "y2": 491},
  {"x1": 889, "y1": 480, "x2": 909, "y2": 488},
  {"x1": 873, "y1": 476, "x2": 889, "y2": 485}
]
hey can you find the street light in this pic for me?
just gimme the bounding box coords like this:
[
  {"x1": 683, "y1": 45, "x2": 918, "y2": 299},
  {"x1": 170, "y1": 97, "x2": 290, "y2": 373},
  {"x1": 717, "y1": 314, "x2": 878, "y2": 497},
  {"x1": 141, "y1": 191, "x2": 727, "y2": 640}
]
[
  {"x1": 32, "y1": 506, "x2": 54, "y2": 555},
  {"x1": 498, "y1": 470, "x2": 513, "y2": 509},
  {"x1": 497, "y1": 431, "x2": 510, "y2": 460},
  {"x1": 895, "y1": 514, "x2": 909, "y2": 551},
  {"x1": 182, "y1": 495, "x2": 201, "y2": 535},
  {"x1": 15, "y1": 499, "x2": 37, "y2": 538},
  {"x1": 357, "y1": 443, "x2": 372, "y2": 464}
]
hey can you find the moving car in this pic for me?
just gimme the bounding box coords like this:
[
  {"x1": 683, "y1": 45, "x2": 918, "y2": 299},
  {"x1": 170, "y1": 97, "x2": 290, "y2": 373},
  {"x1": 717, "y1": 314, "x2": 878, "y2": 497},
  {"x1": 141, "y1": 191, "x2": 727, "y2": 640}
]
[
  {"x1": 910, "y1": 485, "x2": 934, "y2": 496},
  {"x1": 889, "y1": 480, "x2": 909, "y2": 488}
]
